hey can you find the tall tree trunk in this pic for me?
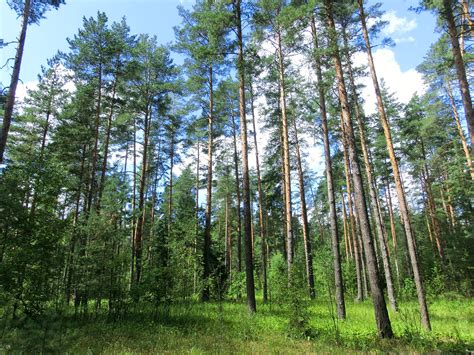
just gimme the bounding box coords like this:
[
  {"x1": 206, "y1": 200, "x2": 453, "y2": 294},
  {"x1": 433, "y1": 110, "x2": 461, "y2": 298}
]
[
  {"x1": 310, "y1": 15, "x2": 345, "y2": 318},
  {"x1": 292, "y1": 117, "x2": 316, "y2": 299},
  {"x1": 202, "y1": 65, "x2": 214, "y2": 302},
  {"x1": 225, "y1": 191, "x2": 232, "y2": 275},
  {"x1": 97, "y1": 67, "x2": 119, "y2": 210},
  {"x1": 133, "y1": 103, "x2": 151, "y2": 288},
  {"x1": 357, "y1": 0, "x2": 430, "y2": 331},
  {"x1": 86, "y1": 62, "x2": 103, "y2": 214},
  {"x1": 277, "y1": 28, "x2": 294, "y2": 278},
  {"x1": 341, "y1": 191, "x2": 350, "y2": 261},
  {"x1": 326, "y1": 0, "x2": 393, "y2": 337},
  {"x1": 231, "y1": 114, "x2": 243, "y2": 273},
  {"x1": 443, "y1": 0, "x2": 474, "y2": 145},
  {"x1": 130, "y1": 119, "x2": 137, "y2": 289},
  {"x1": 249, "y1": 79, "x2": 268, "y2": 303},
  {"x1": 445, "y1": 81, "x2": 473, "y2": 179},
  {"x1": 194, "y1": 140, "x2": 200, "y2": 295},
  {"x1": 0, "y1": 0, "x2": 31, "y2": 162},
  {"x1": 342, "y1": 28, "x2": 397, "y2": 311},
  {"x1": 235, "y1": 0, "x2": 256, "y2": 312},
  {"x1": 168, "y1": 134, "x2": 175, "y2": 236}
]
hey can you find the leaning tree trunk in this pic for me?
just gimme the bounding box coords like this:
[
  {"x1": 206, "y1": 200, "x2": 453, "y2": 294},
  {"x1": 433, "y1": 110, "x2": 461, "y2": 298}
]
[
  {"x1": 358, "y1": 0, "x2": 430, "y2": 331},
  {"x1": 310, "y1": 15, "x2": 345, "y2": 319},
  {"x1": 235, "y1": 0, "x2": 256, "y2": 313},
  {"x1": 443, "y1": 0, "x2": 474, "y2": 146},
  {"x1": 326, "y1": 0, "x2": 393, "y2": 338},
  {"x1": 0, "y1": 0, "x2": 31, "y2": 162},
  {"x1": 249, "y1": 79, "x2": 268, "y2": 303},
  {"x1": 342, "y1": 27, "x2": 397, "y2": 311}
]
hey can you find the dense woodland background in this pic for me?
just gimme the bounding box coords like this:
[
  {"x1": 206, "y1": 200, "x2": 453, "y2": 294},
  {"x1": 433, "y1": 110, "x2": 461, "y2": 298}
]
[{"x1": 0, "y1": 0, "x2": 473, "y2": 352}]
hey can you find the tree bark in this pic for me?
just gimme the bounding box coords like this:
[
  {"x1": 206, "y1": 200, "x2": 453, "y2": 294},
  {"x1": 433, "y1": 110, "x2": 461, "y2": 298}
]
[
  {"x1": 277, "y1": 28, "x2": 294, "y2": 278},
  {"x1": 231, "y1": 114, "x2": 243, "y2": 273},
  {"x1": 326, "y1": 0, "x2": 393, "y2": 337},
  {"x1": 357, "y1": 0, "x2": 430, "y2": 331},
  {"x1": 444, "y1": 0, "x2": 474, "y2": 146},
  {"x1": 292, "y1": 116, "x2": 316, "y2": 299},
  {"x1": 342, "y1": 28, "x2": 397, "y2": 311},
  {"x1": 202, "y1": 65, "x2": 214, "y2": 302},
  {"x1": 249, "y1": 80, "x2": 268, "y2": 303},
  {"x1": 235, "y1": 0, "x2": 256, "y2": 313},
  {"x1": 445, "y1": 81, "x2": 473, "y2": 179},
  {"x1": 0, "y1": 0, "x2": 31, "y2": 162},
  {"x1": 310, "y1": 15, "x2": 345, "y2": 318}
]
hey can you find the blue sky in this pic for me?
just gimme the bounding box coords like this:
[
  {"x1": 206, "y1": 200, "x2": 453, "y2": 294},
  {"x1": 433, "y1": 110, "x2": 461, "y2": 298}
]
[{"x1": 1, "y1": 0, "x2": 438, "y2": 86}]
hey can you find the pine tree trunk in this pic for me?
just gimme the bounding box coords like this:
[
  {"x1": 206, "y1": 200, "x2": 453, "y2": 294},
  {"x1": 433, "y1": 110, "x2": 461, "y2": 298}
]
[
  {"x1": 202, "y1": 65, "x2": 214, "y2": 302},
  {"x1": 385, "y1": 182, "x2": 401, "y2": 288},
  {"x1": 231, "y1": 114, "x2": 243, "y2": 273},
  {"x1": 97, "y1": 67, "x2": 119, "y2": 210},
  {"x1": 168, "y1": 135, "x2": 175, "y2": 236},
  {"x1": 0, "y1": 0, "x2": 31, "y2": 162},
  {"x1": 235, "y1": 0, "x2": 256, "y2": 312},
  {"x1": 443, "y1": 0, "x2": 474, "y2": 146},
  {"x1": 341, "y1": 191, "x2": 350, "y2": 261},
  {"x1": 133, "y1": 104, "x2": 151, "y2": 288},
  {"x1": 310, "y1": 15, "x2": 345, "y2": 318},
  {"x1": 277, "y1": 29, "x2": 294, "y2": 277},
  {"x1": 249, "y1": 80, "x2": 268, "y2": 303},
  {"x1": 342, "y1": 28, "x2": 397, "y2": 311},
  {"x1": 445, "y1": 81, "x2": 473, "y2": 179},
  {"x1": 357, "y1": 0, "x2": 430, "y2": 331},
  {"x1": 194, "y1": 140, "x2": 200, "y2": 295},
  {"x1": 292, "y1": 117, "x2": 316, "y2": 299},
  {"x1": 326, "y1": 0, "x2": 393, "y2": 337}
]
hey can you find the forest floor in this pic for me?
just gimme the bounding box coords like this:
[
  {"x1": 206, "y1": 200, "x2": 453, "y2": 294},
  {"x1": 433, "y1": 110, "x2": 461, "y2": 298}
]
[{"x1": 1, "y1": 296, "x2": 473, "y2": 353}]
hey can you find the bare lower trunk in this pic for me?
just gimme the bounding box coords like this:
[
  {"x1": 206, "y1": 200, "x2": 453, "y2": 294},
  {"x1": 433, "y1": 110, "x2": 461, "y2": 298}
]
[
  {"x1": 342, "y1": 27, "x2": 397, "y2": 311},
  {"x1": 249, "y1": 80, "x2": 268, "y2": 303},
  {"x1": 277, "y1": 29, "x2": 293, "y2": 277},
  {"x1": 232, "y1": 114, "x2": 243, "y2": 273},
  {"x1": 358, "y1": 0, "x2": 430, "y2": 331},
  {"x1": 235, "y1": 0, "x2": 256, "y2": 312},
  {"x1": 327, "y1": 0, "x2": 393, "y2": 337},
  {"x1": 311, "y1": 16, "x2": 345, "y2": 318},
  {"x1": 292, "y1": 117, "x2": 315, "y2": 299}
]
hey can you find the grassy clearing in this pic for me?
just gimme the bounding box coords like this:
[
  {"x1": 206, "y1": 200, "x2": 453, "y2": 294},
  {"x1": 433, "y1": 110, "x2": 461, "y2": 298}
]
[{"x1": 1, "y1": 297, "x2": 473, "y2": 353}]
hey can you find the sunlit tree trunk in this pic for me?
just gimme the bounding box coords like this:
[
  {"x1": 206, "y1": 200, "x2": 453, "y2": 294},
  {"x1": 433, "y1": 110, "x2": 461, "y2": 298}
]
[
  {"x1": 326, "y1": 0, "x2": 393, "y2": 337},
  {"x1": 358, "y1": 0, "x2": 430, "y2": 331},
  {"x1": 249, "y1": 79, "x2": 268, "y2": 303},
  {"x1": 310, "y1": 15, "x2": 345, "y2": 318},
  {"x1": 231, "y1": 114, "x2": 243, "y2": 273},
  {"x1": 0, "y1": 0, "x2": 31, "y2": 162},
  {"x1": 235, "y1": 0, "x2": 256, "y2": 312}
]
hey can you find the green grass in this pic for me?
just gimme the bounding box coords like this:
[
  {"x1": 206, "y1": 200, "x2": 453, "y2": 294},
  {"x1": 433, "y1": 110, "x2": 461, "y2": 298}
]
[{"x1": 1, "y1": 297, "x2": 473, "y2": 353}]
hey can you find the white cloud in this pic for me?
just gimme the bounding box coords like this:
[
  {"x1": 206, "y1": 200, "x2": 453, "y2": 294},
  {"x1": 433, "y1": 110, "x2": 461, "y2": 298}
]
[
  {"x1": 354, "y1": 48, "x2": 425, "y2": 115},
  {"x1": 15, "y1": 81, "x2": 38, "y2": 105},
  {"x1": 381, "y1": 10, "x2": 417, "y2": 35}
]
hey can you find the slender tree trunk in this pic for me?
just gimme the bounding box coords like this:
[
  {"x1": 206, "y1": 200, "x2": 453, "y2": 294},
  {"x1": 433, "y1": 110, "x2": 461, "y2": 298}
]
[
  {"x1": 86, "y1": 62, "x2": 103, "y2": 214},
  {"x1": 310, "y1": 15, "x2": 345, "y2": 318},
  {"x1": 292, "y1": 117, "x2": 316, "y2": 299},
  {"x1": 225, "y1": 191, "x2": 232, "y2": 275},
  {"x1": 235, "y1": 0, "x2": 256, "y2": 312},
  {"x1": 194, "y1": 140, "x2": 200, "y2": 295},
  {"x1": 445, "y1": 81, "x2": 473, "y2": 179},
  {"x1": 357, "y1": 0, "x2": 430, "y2": 331},
  {"x1": 326, "y1": 0, "x2": 393, "y2": 337},
  {"x1": 231, "y1": 114, "x2": 243, "y2": 273},
  {"x1": 342, "y1": 191, "x2": 350, "y2": 261},
  {"x1": 342, "y1": 28, "x2": 397, "y2": 311},
  {"x1": 385, "y1": 182, "x2": 401, "y2": 289},
  {"x1": 277, "y1": 28, "x2": 294, "y2": 278},
  {"x1": 133, "y1": 103, "x2": 151, "y2": 288},
  {"x1": 130, "y1": 119, "x2": 137, "y2": 289},
  {"x1": 97, "y1": 67, "x2": 119, "y2": 210},
  {"x1": 443, "y1": 0, "x2": 474, "y2": 146},
  {"x1": 168, "y1": 135, "x2": 175, "y2": 236},
  {"x1": 202, "y1": 65, "x2": 214, "y2": 302},
  {"x1": 0, "y1": 0, "x2": 31, "y2": 162},
  {"x1": 249, "y1": 79, "x2": 268, "y2": 303}
]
